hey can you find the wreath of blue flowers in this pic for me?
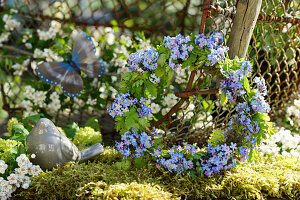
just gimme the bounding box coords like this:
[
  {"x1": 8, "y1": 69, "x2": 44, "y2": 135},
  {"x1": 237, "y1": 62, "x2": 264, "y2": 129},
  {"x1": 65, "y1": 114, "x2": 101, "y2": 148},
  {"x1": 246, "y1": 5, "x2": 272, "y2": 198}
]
[{"x1": 108, "y1": 32, "x2": 275, "y2": 177}]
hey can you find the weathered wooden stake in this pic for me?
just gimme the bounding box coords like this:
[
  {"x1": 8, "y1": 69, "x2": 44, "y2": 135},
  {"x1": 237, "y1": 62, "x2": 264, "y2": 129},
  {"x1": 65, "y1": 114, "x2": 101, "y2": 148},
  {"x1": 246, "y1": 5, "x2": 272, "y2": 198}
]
[{"x1": 227, "y1": 0, "x2": 262, "y2": 59}]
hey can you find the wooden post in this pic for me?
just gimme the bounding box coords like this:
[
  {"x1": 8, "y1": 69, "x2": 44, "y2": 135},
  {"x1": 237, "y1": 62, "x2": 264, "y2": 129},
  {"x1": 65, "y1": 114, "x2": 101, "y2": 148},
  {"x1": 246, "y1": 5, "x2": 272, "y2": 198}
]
[{"x1": 227, "y1": 0, "x2": 262, "y2": 59}]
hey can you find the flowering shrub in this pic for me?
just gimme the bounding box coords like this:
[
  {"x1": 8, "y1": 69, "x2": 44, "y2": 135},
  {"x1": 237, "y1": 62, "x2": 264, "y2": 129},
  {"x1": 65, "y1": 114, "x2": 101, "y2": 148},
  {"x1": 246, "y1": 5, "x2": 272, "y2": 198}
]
[
  {"x1": 0, "y1": 8, "x2": 156, "y2": 122},
  {"x1": 0, "y1": 154, "x2": 42, "y2": 200},
  {"x1": 73, "y1": 127, "x2": 102, "y2": 150},
  {"x1": 259, "y1": 127, "x2": 300, "y2": 158},
  {"x1": 275, "y1": 89, "x2": 300, "y2": 134},
  {"x1": 109, "y1": 32, "x2": 275, "y2": 177},
  {"x1": 0, "y1": 138, "x2": 23, "y2": 165}
]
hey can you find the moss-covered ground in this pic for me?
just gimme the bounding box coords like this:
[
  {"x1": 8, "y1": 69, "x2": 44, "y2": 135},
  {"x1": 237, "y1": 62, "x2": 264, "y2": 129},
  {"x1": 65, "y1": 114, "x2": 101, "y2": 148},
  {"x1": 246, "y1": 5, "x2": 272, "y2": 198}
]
[{"x1": 16, "y1": 147, "x2": 300, "y2": 200}]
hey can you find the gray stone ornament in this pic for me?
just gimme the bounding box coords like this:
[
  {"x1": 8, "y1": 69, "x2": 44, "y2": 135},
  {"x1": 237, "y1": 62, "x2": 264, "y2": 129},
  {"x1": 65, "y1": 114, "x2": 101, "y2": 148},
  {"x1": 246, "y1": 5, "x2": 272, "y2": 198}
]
[{"x1": 26, "y1": 118, "x2": 103, "y2": 170}]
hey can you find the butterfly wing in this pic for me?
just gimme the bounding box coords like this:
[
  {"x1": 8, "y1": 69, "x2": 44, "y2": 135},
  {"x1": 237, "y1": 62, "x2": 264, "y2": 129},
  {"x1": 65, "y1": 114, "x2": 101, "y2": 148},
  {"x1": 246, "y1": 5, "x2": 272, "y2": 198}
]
[
  {"x1": 36, "y1": 62, "x2": 83, "y2": 97},
  {"x1": 60, "y1": 71, "x2": 83, "y2": 98},
  {"x1": 72, "y1": 32, "x2": 103, "y2": 78}
]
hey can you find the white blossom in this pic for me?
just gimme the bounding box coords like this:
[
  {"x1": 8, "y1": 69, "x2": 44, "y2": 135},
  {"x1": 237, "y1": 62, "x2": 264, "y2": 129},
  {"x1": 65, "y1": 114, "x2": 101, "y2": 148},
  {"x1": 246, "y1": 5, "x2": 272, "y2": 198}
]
[
  {"x1": 106, "y1": 33, "x2": 115, "y2": 45},
  {"x1": 120, "y1": 35, "x2": 132, "y2": 47},
  {"x1": 0, "y1": 160, "x2": 8, "y2": 174},
  {"x1": 3, "y1": 14, "x2": 20, "y2": 31},
  {"x1": 258, "y1": 127, "x2": 300, "y2": 158},
  {"x1": 151, "y1": 103, "x2": 160, "y2": 114},
  {"x1": 11, "y1": 59, "x2": 30, "y2": 76},
  {"x1": 37, "y1": 21, "x2": 61, "y2": 40},
  {"x1": 87, "y1": 97, "x2": 97, "y2": 106},
  {"x1": 0, "y1": 154, "x2": 42, "y2": 199},
  {"x1": 162, "y1": 93, "x2": 178, "y2": 107},
  {"x1": 0, "y1": 32, "x2": 10, "y2": 46},
  {"x1": 25, "y1": 43, "x2": 32, "y2": 49}
]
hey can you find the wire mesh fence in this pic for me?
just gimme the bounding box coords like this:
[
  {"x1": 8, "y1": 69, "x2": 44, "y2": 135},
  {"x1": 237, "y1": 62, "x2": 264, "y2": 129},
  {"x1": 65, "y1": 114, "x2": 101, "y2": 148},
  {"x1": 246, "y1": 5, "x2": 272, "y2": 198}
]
[{"x1": 0, "y1": 0, "x2": 299, "y2": 145}]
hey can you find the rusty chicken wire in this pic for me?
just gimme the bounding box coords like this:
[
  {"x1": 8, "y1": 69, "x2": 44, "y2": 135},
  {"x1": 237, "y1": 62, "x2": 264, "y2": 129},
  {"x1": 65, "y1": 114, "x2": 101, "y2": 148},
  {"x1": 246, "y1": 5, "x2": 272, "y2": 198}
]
[
  {"x1": 162, "y1": 0, "x2": 300, "y2": 145},
  {"x1": 1, "y1": 0, "x2": 299, "y2": 145},
  {"x1": 248, "y1": 0, "x2": 300, "y2": 116}
]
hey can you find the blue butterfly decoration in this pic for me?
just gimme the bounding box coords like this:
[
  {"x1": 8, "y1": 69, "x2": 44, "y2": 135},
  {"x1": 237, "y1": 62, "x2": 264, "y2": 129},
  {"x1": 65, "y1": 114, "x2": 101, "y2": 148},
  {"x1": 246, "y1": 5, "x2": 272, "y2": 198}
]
[{"x1": 35, "y1": 32, "x2": 106, "y2": 97}]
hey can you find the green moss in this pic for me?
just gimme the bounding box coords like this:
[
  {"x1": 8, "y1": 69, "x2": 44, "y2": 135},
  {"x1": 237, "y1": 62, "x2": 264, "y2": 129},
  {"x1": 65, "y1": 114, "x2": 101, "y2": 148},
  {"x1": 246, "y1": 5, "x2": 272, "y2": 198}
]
[
  {"x1": 79, "y1": 181, "x2": 176, "y2": 200},
  {"x1": 73, "y1": 127, "x2": 102, "y2": 150},
  {"x1": 17, "y1": 148, "x2": 300, "y2": 200},
  {"x1": 92, "y1": 146, "x2": 123, "y2": 164}
]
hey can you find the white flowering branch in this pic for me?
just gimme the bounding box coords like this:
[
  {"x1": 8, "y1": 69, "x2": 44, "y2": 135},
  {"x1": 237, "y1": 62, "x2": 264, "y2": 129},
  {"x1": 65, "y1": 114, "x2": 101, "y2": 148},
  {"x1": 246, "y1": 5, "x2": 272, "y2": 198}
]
[{"x1": 1, "y1": 44, "x2": 34, "y2": 57}]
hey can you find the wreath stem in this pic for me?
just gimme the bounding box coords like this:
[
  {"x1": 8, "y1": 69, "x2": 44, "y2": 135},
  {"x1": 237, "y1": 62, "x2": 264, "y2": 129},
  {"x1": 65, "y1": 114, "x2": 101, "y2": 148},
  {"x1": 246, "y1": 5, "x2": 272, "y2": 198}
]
[
  {"x1": 152, "y1": 70, "x2": 197, "y2": 128},
  {"x1": 175, "y1": 89, "x2": 218, "y2": 98}
]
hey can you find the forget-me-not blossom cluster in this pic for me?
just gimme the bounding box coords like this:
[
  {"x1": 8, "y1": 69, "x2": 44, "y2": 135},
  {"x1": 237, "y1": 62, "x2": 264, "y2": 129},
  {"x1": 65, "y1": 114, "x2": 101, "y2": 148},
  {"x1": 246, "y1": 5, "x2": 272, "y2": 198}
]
[
  {"x1": 164, "y1": 34, "x2": 194, "y2": 69},
  {"x1": 108, "y1": 93, "x2": 151, "y2": 118},
  {"x1": 195, "y1": 32, "x2": 228, "y2": 66},
  {"x1": 127, "y1": 48, "x2": 161, "y2": 84}
]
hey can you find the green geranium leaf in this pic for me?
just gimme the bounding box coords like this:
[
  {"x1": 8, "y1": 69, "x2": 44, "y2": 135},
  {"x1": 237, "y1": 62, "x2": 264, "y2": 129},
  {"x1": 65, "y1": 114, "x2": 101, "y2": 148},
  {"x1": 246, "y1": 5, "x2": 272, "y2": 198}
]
[
  {"x1": 64, "y1": 122, "x2": 79, "y2": 139},
  {"x1": 7, "y1": 124, "x2": 29, "y2": 145},
  {"x1": 134, "y1": 157, "x2": 147, "y2": 169},
  {"x1": 85, "y1": 117, "x2": 100, "y2": 132},
  {"x1": 22, "y1": 114, "x2": 44, "y2": 131}
]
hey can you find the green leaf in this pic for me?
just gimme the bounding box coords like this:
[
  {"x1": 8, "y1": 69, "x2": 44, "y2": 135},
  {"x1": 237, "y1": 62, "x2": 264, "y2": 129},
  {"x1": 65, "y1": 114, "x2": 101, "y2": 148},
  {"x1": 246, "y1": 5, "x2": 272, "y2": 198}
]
[
  {"x1": 220, "y1": 92, "x2": 228, "y2": 106},
  {"x1": 242, "y1": 76, "x2": 251, "y2": 94},
  {"x1": 7, "y1": 124, "x2": 29, "y2": 145},
  {"x1": 253, "y1": 113, "x2": 270, "y2": 123},
  {"x1": 157, "y1": 54, "x2": 168, "y2": 67},
  {"x1": 134, "y1": 157, "x2": 147, "y2": 169},
  {"x1": 10, "y1": 146, "x2": 18, "y2": 154},
  {"x1": 134, "y1": 31, "x2": 146, "y2": 41},
  {"x1": 125, "y1": 108, "x2": 139, "y2": 129},
  {"x1": 188, "y1": 170, "x2": 197, "y2": 180},
  {"x1": 202, "y1": 100, "x2": 209, "y2": 110},
  {"x1": 115, "y1": 159, "x2": 131, "y2": 170},
  {"x1": 182, "y1": 53, "x2": 197, "y2": 69},
  {"x1": 146, "y1": 81, "x2": 157, "y2": 97},
  {"x1": 165, "y1": 69, "x2": 174, "y2": 87},
  {"x1": 85, "y1": 117, "x2": 100, "y2": 132},
  {"x1": 115, "y1": 116, "x2": 126, "y2": 133},
  {"x1": 124, "y1": 19, "x2": 134, "y2": 28},
  {"x1": 63, "y1": 122, "x2": 79, "y2": 139},
  {"x1": 122, "y1": 72, "x2": 132, "y2": 81},
  {"x1": 0, "y1": 69, "x2": 7, "y2": 83},
  {"x1": 137, "y1": 117, "x2": 150, "y2": 130},
  {"x1": 208, "y1": 129, "x2": 224, "y2": 145},
  {"x1": 22, "y1": 114, "x2": 44, "y2": 131},
  {"x1": 110, "y1": 20, "x2": 118, "y2": 26}
]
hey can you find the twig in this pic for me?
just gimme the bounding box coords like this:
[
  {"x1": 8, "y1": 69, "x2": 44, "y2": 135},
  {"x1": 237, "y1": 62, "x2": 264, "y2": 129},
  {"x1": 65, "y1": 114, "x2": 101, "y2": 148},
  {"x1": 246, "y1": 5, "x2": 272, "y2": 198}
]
[
  {"x1": 175, "y1": 89, "x2": 218, "y2": 98},
  {"x1": 1, "y1": 45, "x2": 34, "y2": 57},
  {"x1": 103, "y1": 72, "x2": 121, "y2": 77},
  {"x1": 152, "y1": 70, "x2": 197, "y2": 128},
  {"x1": 199, "y1": 0, "x2": 211, "y2": 34}
]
